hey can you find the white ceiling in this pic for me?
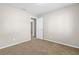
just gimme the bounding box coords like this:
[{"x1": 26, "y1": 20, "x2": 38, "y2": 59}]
[{"x1": 1, "y1": 3, "x2": 74, "y2": 16}]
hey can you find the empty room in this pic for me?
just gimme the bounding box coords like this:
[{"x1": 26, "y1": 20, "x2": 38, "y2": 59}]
[{"x1": 0, "y1": 3, "x2": 79, "y2": 55}]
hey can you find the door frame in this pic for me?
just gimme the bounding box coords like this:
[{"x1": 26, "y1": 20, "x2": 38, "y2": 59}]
[{"x1": 31, "y1": 17, "x2": 36, "y2": 40}]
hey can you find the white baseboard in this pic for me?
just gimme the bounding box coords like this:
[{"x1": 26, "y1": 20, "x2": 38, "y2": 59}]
[
  {"x1": 45, "y1": 39, "x2": 79, "y2": 49},
  {"x1": 1, "y1": 38, "x2": 79, "y2": 49},
  {"x1": 0, "y1": 40, "x2": 30, "y2": 49}
]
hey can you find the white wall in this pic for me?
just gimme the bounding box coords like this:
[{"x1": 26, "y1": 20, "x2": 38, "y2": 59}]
[
  {"x1": 0, "y1": 5, "x2": 33, "y2": 49},
  {"x1": 36, "y1": 17, "x2": 43, "y2": 39},
  {"x1": 43, "y1": 4, "x2": 79, "y2": 48}
]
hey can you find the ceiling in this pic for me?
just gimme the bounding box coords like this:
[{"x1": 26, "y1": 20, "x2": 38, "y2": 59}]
[{"x1": 1, "y1": 3, "x2": 74, "y2": 17}]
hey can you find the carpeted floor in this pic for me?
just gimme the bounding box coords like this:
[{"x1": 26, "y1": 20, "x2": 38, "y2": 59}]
[{"x1": 0, "y1": 39, "x2": 79, "y2": 55}]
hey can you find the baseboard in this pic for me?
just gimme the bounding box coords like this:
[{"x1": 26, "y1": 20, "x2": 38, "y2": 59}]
[
  {"x1": 44, "y1": 39, "x2": 79, "y2": 49},
  {"x1": 0, "y1": 39, "x2": 31, "y2": 49},
  {"x1": 1, "y1": 38, "x2": 79, "y2": 49}
]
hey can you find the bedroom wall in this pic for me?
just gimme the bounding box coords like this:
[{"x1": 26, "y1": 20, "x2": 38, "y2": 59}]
[
  {"x1": 0, "y1": 5, "x2": 33, "y2": 49},
  {"x1": 43, "y1": 4, "x2": 79, "y2": 48}
]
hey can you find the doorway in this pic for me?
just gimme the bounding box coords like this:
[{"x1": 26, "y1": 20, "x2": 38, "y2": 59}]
[{"x1": 31, "y1": 18, "x2": 36, "y2": 40}]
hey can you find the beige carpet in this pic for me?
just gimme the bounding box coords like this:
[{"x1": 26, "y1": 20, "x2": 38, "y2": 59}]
[{"x1": 0, "y1": 39, "x2": 79, "y2": 55}]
